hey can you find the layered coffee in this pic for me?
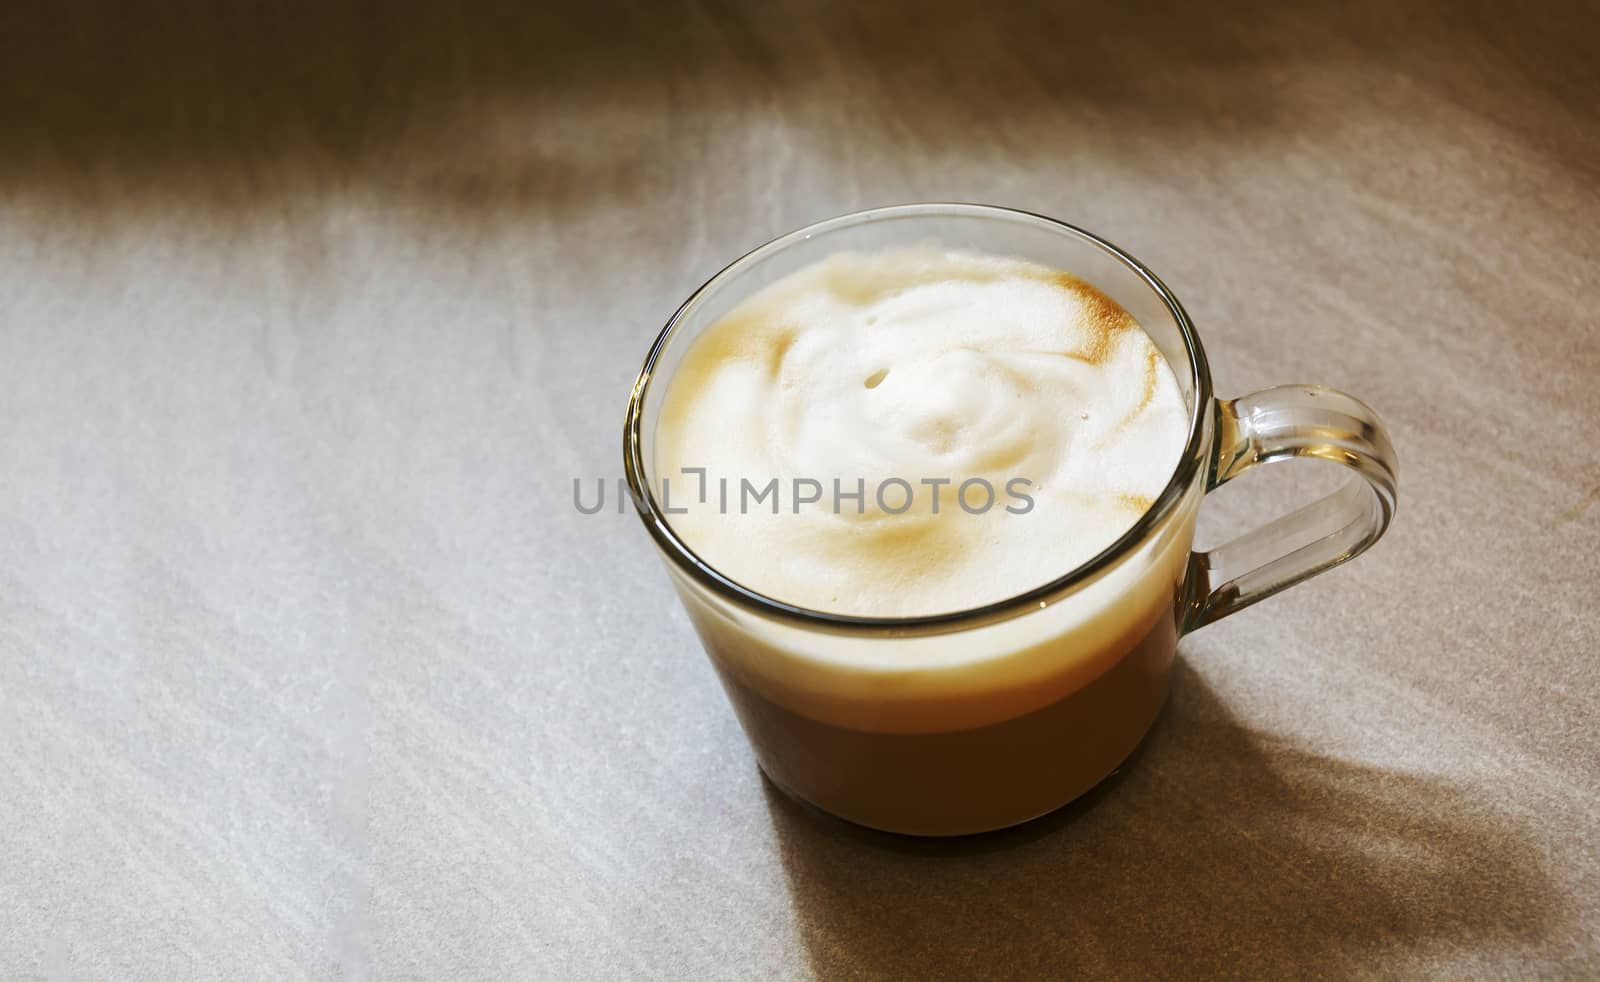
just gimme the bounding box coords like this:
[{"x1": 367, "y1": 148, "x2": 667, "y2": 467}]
[{"x1": 652, "y1": 247, "x2": 1198, "y2": 833}]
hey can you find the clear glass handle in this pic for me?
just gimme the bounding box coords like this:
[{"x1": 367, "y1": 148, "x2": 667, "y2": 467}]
[{"x1": 1183, "y1": 384, "x2": 1399, "y2": 632}]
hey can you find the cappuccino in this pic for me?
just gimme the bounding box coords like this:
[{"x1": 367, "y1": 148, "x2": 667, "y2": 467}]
[{"x1": 652, "y1": 247, "x2": 1198, "y2": 833}]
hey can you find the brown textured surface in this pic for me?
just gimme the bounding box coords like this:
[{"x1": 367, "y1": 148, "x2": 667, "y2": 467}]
[{"x1": 1, "y1": 0, "x2": 1597, "y2": 977}]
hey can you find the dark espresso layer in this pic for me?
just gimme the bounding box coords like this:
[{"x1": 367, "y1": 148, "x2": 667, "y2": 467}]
[{"x1": 705, "y1": 615, "x2": 1178, "y2": 836}]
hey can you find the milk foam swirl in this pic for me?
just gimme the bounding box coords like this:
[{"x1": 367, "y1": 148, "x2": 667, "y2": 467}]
[{"x1": 655, "y1": 248, "x2": 1188, "y2": 617}]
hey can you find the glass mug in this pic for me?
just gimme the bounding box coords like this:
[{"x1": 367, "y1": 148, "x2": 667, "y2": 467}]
[{"x1": 624, "y1": 204, "x2": 1398, "y2": 836}]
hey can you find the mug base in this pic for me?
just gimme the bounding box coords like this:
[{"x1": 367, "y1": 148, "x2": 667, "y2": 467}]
[{"x1": 753, "y1": 691, "x2": 1168, "y2": 840}]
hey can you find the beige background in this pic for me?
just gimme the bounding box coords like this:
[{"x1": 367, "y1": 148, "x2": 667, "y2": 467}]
[{"x1": 1, "y1": 1, "x2": 1597, "y2": 978}]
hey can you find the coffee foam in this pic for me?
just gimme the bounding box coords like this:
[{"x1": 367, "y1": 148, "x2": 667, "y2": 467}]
[{"x1": 654, "y1": 247, "x2": 1189, "y2": 620}]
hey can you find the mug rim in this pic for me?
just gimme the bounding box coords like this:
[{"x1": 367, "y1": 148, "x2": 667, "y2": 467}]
[{"x1": 623, "y1": 202, "x2": 1214, "y2": 635}]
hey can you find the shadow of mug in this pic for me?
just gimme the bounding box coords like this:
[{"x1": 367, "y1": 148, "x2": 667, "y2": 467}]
[{"x1": 764, "y1": 660, "x2": 1563, "y2": 978}]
